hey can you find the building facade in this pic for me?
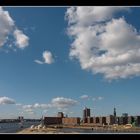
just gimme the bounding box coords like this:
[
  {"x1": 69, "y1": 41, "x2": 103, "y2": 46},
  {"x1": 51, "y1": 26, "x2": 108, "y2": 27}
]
[
  {"x1": 44, "y1": 117, "x2": 62, "y2": 125},
  {"x1": 62, "y1": 117, "x2": 80, "y2": 125},
  {"x1": 87, "y1": 117, "x2": 93, "y2": 123},
  {"x1": 83, "y1": 107, "x2": 90, "y2": 119},
  {"x1": 106, "y1": 115, "x2": 115, "y2": 125},
  {"x1": 57, "y1": 112, "x2": 64, "y2": 118}
]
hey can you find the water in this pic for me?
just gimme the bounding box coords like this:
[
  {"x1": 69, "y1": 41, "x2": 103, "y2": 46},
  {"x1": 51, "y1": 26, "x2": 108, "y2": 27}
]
[
  {"x1": 57, "y1": 128, "x2": 140, "y2": 133},
  {"x1": 0, "y1": 122, "x2": 139, "y2": 133},
  {"x1": 0, "y1": 121, "x2": 40, "y2": 133},
  {"x1": 57, "y1": 128, "x2": 114, "y2": 133}
]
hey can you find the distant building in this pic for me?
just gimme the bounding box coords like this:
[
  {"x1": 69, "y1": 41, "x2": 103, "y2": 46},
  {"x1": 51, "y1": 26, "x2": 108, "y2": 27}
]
[
  {"x1": 114, "y1": 108, "x2": 117, "y2": 124},
  {"x1": 99, "y1": 117, "x2": 107, "y2": 125},
  {"x1": 83, "y1": 118, "x2": 88, "y2": 123},
  {"x1": 134, "y1": 116, "x2": 140, "y2": 126},
  {"x1": 106, "y1": 115, "x2": 115, "y2": 125},
  {"x1": 57, "y1": 112, "x2": 64, "y2": 118},
  {"x1": 128, "y1": 116, "x2": 135, "y2": 124},
  {"x1": 87, "y1": 117, "x2": 93, "y2": 123},
  {"x1": 93, "y1": 117, "x2": 96, "y2": 124},
  {"x1": 118, "y1": 116, "x2": 128, "y2": 125},
  {"x1": 18, "y1": 116, "x2": 24, "y2": 120},
  {"x1": 83, "y1": 107, "x2": 90, "y2": 119},
  {"x1": 44, "y1": 117, "x2": 62, "y2": 125},
  {"x1": 62, "y1": 117, "x2": 80, "y2": 125},
  {"x1": 114, "y1": 108, "x2": 116, "y2": 117},
  {"x1": 122, "y1": 113, "x2": 128, "y2": 117},
  {"x1": 95, "y1": 117, "x2": 100, "y2": 124},
  {"x1": 18, "y1": 116, "x2": 24, "y2": 122},
  {"x1": 122, "y1": 113, "x2": 128, "y2": 124}
]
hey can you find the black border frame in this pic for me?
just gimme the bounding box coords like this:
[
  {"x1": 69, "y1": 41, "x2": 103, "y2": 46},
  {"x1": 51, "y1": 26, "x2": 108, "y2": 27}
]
[{"x1": 0, "y1": 0, "x2": 140, "y2": 139}]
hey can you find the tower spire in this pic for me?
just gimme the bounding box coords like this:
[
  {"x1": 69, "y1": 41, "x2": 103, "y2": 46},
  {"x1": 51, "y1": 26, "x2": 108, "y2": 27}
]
[{"x1": 114, "y1": 107, "x2": 116, "y2": 117}]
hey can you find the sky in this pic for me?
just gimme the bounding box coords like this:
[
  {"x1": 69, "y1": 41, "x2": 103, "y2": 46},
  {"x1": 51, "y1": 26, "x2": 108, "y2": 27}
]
[{"x1": 0, "y1": 7, "x2": 140, "y2": 119}]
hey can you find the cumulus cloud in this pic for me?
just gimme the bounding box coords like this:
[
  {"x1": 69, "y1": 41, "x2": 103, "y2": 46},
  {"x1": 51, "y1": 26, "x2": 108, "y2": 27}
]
[
  {"x1": 35, "y1": 50, "x2": 54, "y2": 64},
  {"x1": 0, "y1": 7, "x2": 29, "y2": 50},
  {"x1": 13, "y1": 29, "x2": 29, "y2": 49},
  {"x1": 34, "y1": 103, "x2": 51, "y2": 109},
  {"x1": 92, "y1": 96, "x2": 104, "y2": 101},
  {"x1": 22, "y1": 97, "x2": 78, "y2": 112},
  {"x1": 43, "y1": 51, "x2": 54, "y2": 64},
  {"x1": 51, "y1": 97, "x2": 78, "y2": 109},
  {"x1": 24, "y1": 108, "x2": 33, "y2": 112},
  {"x1": 22, "y1": 103, "x2": 51, "y2": 110},
  {"x1": 66, "y1": 7, "x2": 129, "y2": 26},
  {"x1": 66, "y1": 7, "x2": 140, "y2": 80},
  {"x1": 0, "y1": 7, "x2": 14, "y2": 47},
  {"x1": 16, "y1": 103, "x2": 22, "y2": 106},
  {"x1": 22, "y1": 104, "x2": 33, "y2": 110},
  {"x1": 0, "y1": 96, "x2": 15, "y2": 104},
  {"x1": 97, "y1": 96, "x2": 104, "y2": 100},
  {"x1": 80, "y1": 95, "x2": 89, "y2": 99},
  {"x1": 24, "y1": 108, "x2": 35, "y2": 115}
]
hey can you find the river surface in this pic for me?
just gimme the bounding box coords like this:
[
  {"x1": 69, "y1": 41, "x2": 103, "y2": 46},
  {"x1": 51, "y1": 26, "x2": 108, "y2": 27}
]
[
  {"x1": 0, "y1": 121, "x2": 40, "y2": 133},
  {"x1": 57, "y1": 128, "x2": 140, "y2": 133},
  {"x1": 0, "y1": 122, "x2": 139, "y2": 133}
]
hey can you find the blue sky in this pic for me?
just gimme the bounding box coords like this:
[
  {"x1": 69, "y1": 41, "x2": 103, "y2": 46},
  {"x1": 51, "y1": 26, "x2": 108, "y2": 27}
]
[{"x1": 0, "y1": 7, "x2": 140, "y2": 119}]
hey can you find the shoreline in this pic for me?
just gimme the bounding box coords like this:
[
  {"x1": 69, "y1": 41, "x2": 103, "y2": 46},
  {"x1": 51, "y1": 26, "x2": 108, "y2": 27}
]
[{"x1": 17, "y1": 125, "x2": 140, "y2": 134}]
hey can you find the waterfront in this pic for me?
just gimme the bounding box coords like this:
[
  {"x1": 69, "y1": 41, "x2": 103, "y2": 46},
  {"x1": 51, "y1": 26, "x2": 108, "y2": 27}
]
[
  {"x1": 18, "y1": 125, "x2": 140, "y2": 134},
  {"x1": 0, "y1": 121, "x2": 140, "y2": 133},
  {"x1": 0, "y1": 121, "x2": 40, "y2": 133}
]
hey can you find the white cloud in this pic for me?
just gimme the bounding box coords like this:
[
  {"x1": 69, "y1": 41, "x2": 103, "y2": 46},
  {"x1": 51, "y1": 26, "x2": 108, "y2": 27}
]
[
  {"x1": 80, "y1": 95, "x2": 89, "y2": 99},
  {"x1": 13, "y1": 29, "x2": 29, "y2": 49},
  {"x1": 21, "y1": 97, "x2": 78, "y2": 113},
  {"x1": 24, "y1": 108, "x2": 35, "y2": 115},
  {"x1": 34, "y1": 60, "x2": 44, "y2": 64},
  {"x1": 22, "y1": 103, "x2": 51, "y2": 111},
  {"x1": 97, "y1": 96, "x2": 104, "y2": 100},
  {"x1": 33, "y1": 103, "x2": 51, "y2": 109},
  {"x1": 0, "y1": 7, "x2": 14, "y2": 47},
  {"x1": 43, "y1": 51, "x2": 54, "y2": 64},
  {"x1": 0, "y1": 7, "x2": 29, "y2": 50},
  {"x1": 16, "y1": 103, "x2": 22, "y2": 106},
  {"x1": 22, "y1": 104, "x2": 33, "y2": 109},
  {"x1": 51, "y1": 97, "x2": 78, "y2": 109},
  {"x1": 66, "y1": 7, "x2": 140, "y2": 80},
  {"x1": 24, "y1": 108, "x2": 33, "y2": 112},
  {"x1": 0, "y1": 96, "x2": 15, "y2": 104},
  {"x1": 65, "y1": 7, "x2": 129, "y2": 26},
  {"x1": 92, "y1": 96, "x2": 104, "y2": 101},
  {"x1": 35, "y1": 50, "x2": 54, "y2": 64}
]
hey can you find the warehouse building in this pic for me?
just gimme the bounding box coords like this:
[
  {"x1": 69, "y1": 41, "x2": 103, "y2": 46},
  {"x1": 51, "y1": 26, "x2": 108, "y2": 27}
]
[
  {"x1": 44, "y1": 117, "x2": 62, "y2": 125},
  {"x1": 62, "y1": 117, "x2": 80, "y2": 125}
]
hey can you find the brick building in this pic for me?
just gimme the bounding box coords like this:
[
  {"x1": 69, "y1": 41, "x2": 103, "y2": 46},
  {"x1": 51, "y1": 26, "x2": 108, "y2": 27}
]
[
  {"x1": 106, "y1": 115, "x2": 115, "y2": 125},
  {"x1": 44, "y1": 117, "x2": 62, "y2": 125},
  {"x1": 87, "y1": 117, "x2": 93, "y2": 123},
  {"x1": 83, "y1": 118, "x2": 88, "y2": 123},
  {"x1": 62, "y1": 117, "x2": 80, "y2": 125},
  {"x1": 57, "y1": 112, "x2": 64, "y2": 118},
  {"x1": 128, "y1": 116, "x2": 135, "y2": 124},
  {"x1": 99, "y1": 117, "x2": 106, "y2": 125},
  {"x1": 134, "y1": 116, "x2": 140, "y2": 126},
  {"x1": 83, "y1": 107, "x2": 90, "y2": 119}
]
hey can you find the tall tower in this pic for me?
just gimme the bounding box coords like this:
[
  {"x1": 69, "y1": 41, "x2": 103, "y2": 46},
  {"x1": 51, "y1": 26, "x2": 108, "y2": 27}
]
[
  {"x1": 114, "y1": 107, "x2": 116, "y2": 117},
  {"x1": 83, "y1": 107, "x2": 90, "y2": 119},
  {"x1": 114, "y1": 107, "x2": 117, "y2": 124}
]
